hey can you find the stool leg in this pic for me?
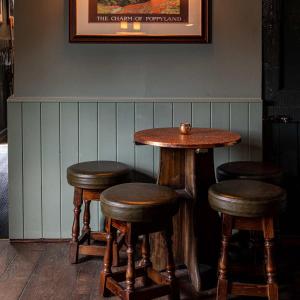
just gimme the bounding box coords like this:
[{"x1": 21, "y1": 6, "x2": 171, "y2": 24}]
[
  {"x1": 100, "y1": 218, "x2": 115, "y2": 297},
  {"x1": 263, "y1": 217, "x2": 279, "y2": 300},
  {"x1": 217, "y1": 214, "x2": 233, "y2": 300},
  {"x1": 163, "y1": 223, "x2": 179, "y2": 300},
  {"x1": 125, "y1": 223, "x2": 136, "y2": 299},
  {"x1": 112, "y1": 231, "x2": 120, "y2": 267},
  {"x1": 69, "y1": 187, "x2": 83, "y2": 264},
  {"x1": 139, "y1": 234, "x2": 152, "y2": 287},
  {"x1": 104, "y1": 218, "x2": 121, "y2": 268},
  {"x1": 82, "y1": 200, "x2": 91, "y2": 244},
  {"x1": 140, "y1": 234, "x2": 151, "y2": 267}
]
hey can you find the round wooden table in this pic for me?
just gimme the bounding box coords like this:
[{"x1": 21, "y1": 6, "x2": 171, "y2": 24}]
[{"x1": 134, "y1": 128, "x2": 241, "y2": 292}]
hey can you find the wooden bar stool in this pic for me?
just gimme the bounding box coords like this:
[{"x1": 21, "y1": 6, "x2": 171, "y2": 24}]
[
  {"x1": 67, "y1": 161, "x2": 130, "y2": 264},
  {"x1": 217, "y1": 161, "x2": 283, "y2": 255},
  {"x1": 217, "y1": 161, "x2": 283, "y2": 185},
  {"x1": 208, "y1": 180, "x2": 286, "y2": 300},
  {"x1": 100, "y1": 183, "x2": 180, "y2": 300}
]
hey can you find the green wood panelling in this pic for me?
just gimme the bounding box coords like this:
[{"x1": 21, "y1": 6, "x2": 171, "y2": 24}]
[
  {"x1": 153, "y1": 103, "x2": 173, "y2": 177},
  {"x1": 7, "y1": 100, "x2": 263, "y2": 239},
  {"x1": 117, "y1": 103, "x2": 135, "y2": 166},
  {"x1": 173, "y1": 103, "x2": 192, "y2": 127},
  {"x1": 79, "y1": 103, "x2": 99, "y2": 231},
  {"x1": 192, "y1": 103, "x2": 211, "y2": 128},
  {"x1": 22, "y1": 103, "x2": 42, "y2": 238},
  {"x1": 60, "y1": 103, "x2": 79, "y2": 238},
  {"x1": 230, "y1": 103, "x2": 249, "y2": 162},
  {"x1": 41, "y1": 103, "x2": 60, "y2": 238},
  {"x1": 98, "y1": 102, "x2": 117, "y2": 229},
  {"x1": 249, "y1": 103, "x2": 263, "y2": 161},
  {"x1": 98, "y1": 103, "x2": 117, "y2": 161},
  {"x1": 135, "y1": 103, "x2": 154, "y2": 179},
  {"x1": 8, "y1": 103, "x2": 23, "y2": 239},
  {"x1": 211, "y1": 103, "x2": 230, "y2": 169}
]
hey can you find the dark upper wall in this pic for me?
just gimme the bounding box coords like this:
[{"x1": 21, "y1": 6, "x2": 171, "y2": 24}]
[{"x1": 14, "y1": 0, "x2": 262, "y2": 99}]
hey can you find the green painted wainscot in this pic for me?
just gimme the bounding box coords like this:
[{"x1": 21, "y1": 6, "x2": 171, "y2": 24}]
[{"x1": 7, "y1": 98, "x2": 262, "y2": 239}]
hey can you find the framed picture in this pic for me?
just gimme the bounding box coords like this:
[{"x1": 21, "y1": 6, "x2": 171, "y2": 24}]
[
  {"x1": 69, "y1": 0, "x2": 210, "y2": 43},
  {"x1": 0, "y1": 0, "x2": 3, "y2": 24}
]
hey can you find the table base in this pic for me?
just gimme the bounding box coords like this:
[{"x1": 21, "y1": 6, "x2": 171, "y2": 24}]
[{"x1": 150, "y1": 148, "x2": 221, "y2": 292}]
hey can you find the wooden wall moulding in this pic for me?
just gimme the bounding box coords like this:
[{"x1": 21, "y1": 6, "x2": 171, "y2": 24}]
[{"x1": 69, "y1": 0, "x2": 210, "y2": 43}]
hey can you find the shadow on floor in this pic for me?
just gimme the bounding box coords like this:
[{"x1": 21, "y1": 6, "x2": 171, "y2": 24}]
[{"x1": 0, "y1": 241, "x2": 299, "y2": 299}]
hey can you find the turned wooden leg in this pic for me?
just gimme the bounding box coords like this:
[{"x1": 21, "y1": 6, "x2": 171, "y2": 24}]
[
  {"x1": 163, "y1": 224, "x2": 179, "y2": 300},
  {"x1": 112, "y1": 238, "x2": 119, "y2": 267},
  {"x1": 100, "y1": 218, "x2": 115, "y2": 297},
  {"x1": 139, "y1": 234, "x2": 152, "y2": 287},
  {"x1": 83, "y1": 200, "x2": 91, "y2": 233},
  {"x1": 83, "y1": 200, "x2": 91, "y2": 244},
  {"x1": 105, "y1": 218, "x2": 120, "y2": 267},
  {"x1": 69, "y1": 187, "x2": 83, "y2": 264},
  {"x1": 125, "y1": 223, "x2": 136, "y2": 298},
  {"x1": 217, "y1": 214, "x2": 233, "y2": 300},
  {"x1": 263, "y1": 217, "x2": 279, "y2": 300},
  {"x1": 140, "y1": 234, "x2": 151, "y2": 267}
]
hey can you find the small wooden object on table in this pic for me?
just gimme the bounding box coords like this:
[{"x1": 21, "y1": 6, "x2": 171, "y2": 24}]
[
  {"x1": 134, "y1": 127, "x2": 241, "y2": 292},
  {"x1": 100, "y1": 183, "x2": 180, "y2": 300},
  {"x1": 209, "y1": 179, "x2": 286, "y2": 300},
  {"x1": 67, "y1": 161, "x2": 130, "y2": 264}
]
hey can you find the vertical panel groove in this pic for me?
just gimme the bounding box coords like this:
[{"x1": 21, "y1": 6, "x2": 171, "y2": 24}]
[
  {"x1": 79, "y1": 103, "x2": 99, "y2": 231},
  {"x1": 78, "y1": 103, "x2": 81, "y2": 163},
  {"x1": 248, "y1": 103, "x2": 251, "y2": 160},
  {"x1": 134, "y1": 103, "x2": 136, "y2": 176},
  {"x1": 21, "y1": 103, "x2": 24, "y2": 238},
  {"x1": 59, "y1": 103, "x2": 62, "y2": 238},
  {"x1": 40, "y1": 103, "x2": 43, "y2": 237},
  {"x1": 23, "y1": 103, "x2": 42, "y2": 238},
  {"x1": 8, "y1": 103, "x2": 24, "y2": 238},
  {"x1": 229, "y1": 103, "x2": 232, "y2": 162},
  {"x1": 97, "y1": 104, "x2": 99, "y2": 230},
  {"x1": 8, "y1": 100, "x2": 263, "y2": 239},
  {"x1": 115, "y1": 103, "x2": 118, "y2": 161},
  {"x1": 60, "y1": 102, "x2": 79, "y2": 238},
  {"x1": 152, "y1": 103, "x2": 155, "y2": 177},
  {"x1": 210, "y1": 102, "x2": 213, "y2": 128},
  {"x1": 135, "y1": 103, "x2": 154, "y2": 180}
]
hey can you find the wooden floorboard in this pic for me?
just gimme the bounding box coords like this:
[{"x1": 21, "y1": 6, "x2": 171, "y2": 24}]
[
  {"x1": 0, "y1": 240, "x2": 298, "y2": 299},
  {"x1": 0, "y1": 130, "x2": 7, "y2": 144},
  {"x1": 0, "y1": 242, "x2": 45, "y2": 300}
]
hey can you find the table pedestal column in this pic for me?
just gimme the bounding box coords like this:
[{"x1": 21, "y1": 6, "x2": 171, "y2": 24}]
[{"x1": 151, "y1": 148, "x2": 221, "y2": 292}]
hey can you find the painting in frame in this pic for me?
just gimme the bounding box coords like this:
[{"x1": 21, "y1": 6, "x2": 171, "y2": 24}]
[{"x1": 69, "y1": 0, "x2": 209, "y2": 43}]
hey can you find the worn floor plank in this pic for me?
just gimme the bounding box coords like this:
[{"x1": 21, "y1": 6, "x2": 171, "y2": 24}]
[
  {"x1": 19, "y1": 243, "x2": 76, "y2": 300},
  {"x1": 0, "y1": 241, "x2": 298, "y2": 300},
  {"x1": 0, "y1": 242, "x2": 45, "y2": 300}
]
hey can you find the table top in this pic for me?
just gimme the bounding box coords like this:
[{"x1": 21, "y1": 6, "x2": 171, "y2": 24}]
[{"x1": 134, "y1": 128, "x2": 241, "y2": 149}]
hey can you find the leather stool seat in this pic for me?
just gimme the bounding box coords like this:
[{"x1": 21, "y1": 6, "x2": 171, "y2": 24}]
[
  {"x1": 67, "y1": 161, "x2": 130, "y2": 190},
  {"x1": 100, "y1": 183, "x2": 180, "y2": 300},
  {"x1": 208, "y1": 179, "x2": 287, "y2": 299},
  {"x1": 100, "y1": 182, "x2": 179, "y2": 222},
  {"x1": 209, "y1": 179, "x2": 286, "y2": 218},
  {"x1": 67, "y1": 160, "x2": 130, "y2": 265},
  {"x1": 217, "y1": 161, "x2": 283, "y2": 185}
]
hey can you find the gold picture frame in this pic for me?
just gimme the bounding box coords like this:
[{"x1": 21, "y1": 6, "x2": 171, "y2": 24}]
[{"x1": 69, "y1": 0, "x2": 210, "y2": 43}]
